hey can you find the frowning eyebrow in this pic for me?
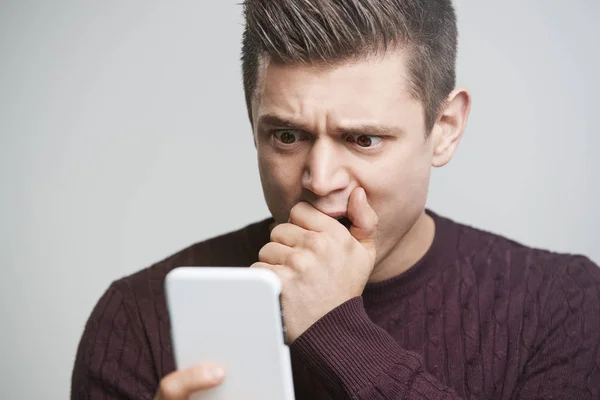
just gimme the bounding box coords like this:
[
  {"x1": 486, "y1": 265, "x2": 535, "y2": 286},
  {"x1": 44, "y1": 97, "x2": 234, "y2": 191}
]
[
  {"x1": 257, "y1": 114, "x2": 306, "y2": 130},
  {"x1": 256, "y1": 113, "x2": 401, "y2": 137}
]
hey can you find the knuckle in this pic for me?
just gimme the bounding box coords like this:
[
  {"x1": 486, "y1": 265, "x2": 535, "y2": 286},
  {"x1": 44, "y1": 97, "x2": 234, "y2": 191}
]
[
  {"x1": 286, "y1": 251, "x2": 306, "y2": 270},
  {"x1": 258, "y1": 245, "x2": 268, "y2": 262},
  {"x1": 305, "y1": 231, "x2": 325, "y2": 253},
  {"x1": 270, "y1": 225, "x2": 282, "y2": 242},
  {"x1": 344, "y1": 239, "x2": 355, "y2": 253},
  {"x1": 288, "y1": 207, "x2": 298, "y2": 223},
  {"x1": 258, "y1": 242, "x2": 275, "y2": 262},
  {"x1": 289, "y1": 203, "x2": 304, "y2": 222}
]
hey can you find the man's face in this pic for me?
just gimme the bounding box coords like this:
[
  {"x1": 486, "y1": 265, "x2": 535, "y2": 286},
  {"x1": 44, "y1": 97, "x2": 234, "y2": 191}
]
[{"x1": 252, "y1": 50, "x2": 437, "y2": 266}]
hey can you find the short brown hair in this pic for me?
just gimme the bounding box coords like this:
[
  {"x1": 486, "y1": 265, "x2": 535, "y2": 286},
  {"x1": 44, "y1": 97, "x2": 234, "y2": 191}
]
[{"x1": 241, "y1": 0, "x2": 458, "y2": 134}]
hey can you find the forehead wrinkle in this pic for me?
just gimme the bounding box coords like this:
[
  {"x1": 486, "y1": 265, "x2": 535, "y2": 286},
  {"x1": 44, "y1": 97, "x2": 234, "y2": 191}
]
[
  {"x1": 255, "y1": 52, "x2": 416, "y2": 137},
  {"x1": 260, "y1": 88, "x2": 328, "y2": 135}
]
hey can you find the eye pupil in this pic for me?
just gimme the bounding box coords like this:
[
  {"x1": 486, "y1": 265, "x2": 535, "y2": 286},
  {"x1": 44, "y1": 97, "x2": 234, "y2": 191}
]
[
  {"x1": 357, "y1": 135, "x2": 372, "y2": 147},
  {"x1": 280, "y1": 132, "x2": 296, "y2": 144}
]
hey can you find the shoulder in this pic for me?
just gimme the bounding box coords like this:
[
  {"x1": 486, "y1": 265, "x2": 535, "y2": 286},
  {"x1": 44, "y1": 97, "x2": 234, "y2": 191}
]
[
  {"x1": 437, "y1": 211, "x2": 599, "y2": 280},
  {"x1": 73, "y1": 218, "x2": 273, "y2": 386},
  {"x1": 114, "y1": 217, "x2": 273, "y2": 297},
  {"x1": 432, "y1": 211, "x2": 600, "y2": 308},
  {"x1": 107, "y1": 217, "x2": 271, "y2": 324}
]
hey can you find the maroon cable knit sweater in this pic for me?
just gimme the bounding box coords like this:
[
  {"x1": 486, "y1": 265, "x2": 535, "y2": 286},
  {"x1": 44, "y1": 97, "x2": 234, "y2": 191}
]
[{"x1": 71, "y1": 210, "x2": 600, "y2": 399}]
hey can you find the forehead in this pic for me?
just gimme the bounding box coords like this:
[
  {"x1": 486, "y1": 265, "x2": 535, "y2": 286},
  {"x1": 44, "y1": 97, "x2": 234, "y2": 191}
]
[{"x1": 252, "y1": 50, "x2": 420, "y2": 126}]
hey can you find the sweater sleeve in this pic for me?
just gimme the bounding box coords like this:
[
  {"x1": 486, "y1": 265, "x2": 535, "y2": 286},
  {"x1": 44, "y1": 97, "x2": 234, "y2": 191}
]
[
  {"x1": 510, "y1": 256, "x2": 600, "y2": 399},
  {"x1": 291, "y1": 256, "x2": 600, "y2": 400},
  {"x1": 71, "y1": 283, "x2": 158, "y2": 400},
  {"x1": 290, "y1": 297, "x2": 464, "y2": 399}
]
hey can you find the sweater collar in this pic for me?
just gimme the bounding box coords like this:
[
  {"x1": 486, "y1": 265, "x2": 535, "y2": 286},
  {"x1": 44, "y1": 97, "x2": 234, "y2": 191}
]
[{"x1": 362, "y1": 209, "x2": 460, "y2": 305}]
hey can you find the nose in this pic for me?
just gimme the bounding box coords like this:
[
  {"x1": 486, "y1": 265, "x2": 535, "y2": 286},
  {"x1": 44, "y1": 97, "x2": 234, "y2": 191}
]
[{"x1": 301, "y1": 139, "x2": 349, "y2": 196}]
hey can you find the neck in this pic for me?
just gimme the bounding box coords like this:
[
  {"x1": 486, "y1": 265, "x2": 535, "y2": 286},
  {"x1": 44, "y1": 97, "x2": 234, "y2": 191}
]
[{"x1": 368, "y1": 210, "x2": 436, "y2": 283}]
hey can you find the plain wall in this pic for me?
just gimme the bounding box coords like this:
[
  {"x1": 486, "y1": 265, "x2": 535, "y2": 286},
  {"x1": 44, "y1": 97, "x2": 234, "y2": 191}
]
[{"x1": 1, "y1": 1, "x2": 598, "y2": 398}]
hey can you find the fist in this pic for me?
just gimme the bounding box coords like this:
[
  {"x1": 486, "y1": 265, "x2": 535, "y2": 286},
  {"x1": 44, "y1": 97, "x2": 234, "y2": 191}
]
[{"x1": 251, "y1": 187, "x2": 378, "y2": 342}]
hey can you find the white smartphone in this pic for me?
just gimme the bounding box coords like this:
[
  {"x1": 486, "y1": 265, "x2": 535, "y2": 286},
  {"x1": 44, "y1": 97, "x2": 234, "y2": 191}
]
[{"x1": 164, "y1": 267, "x2": 296, "y2": 400}]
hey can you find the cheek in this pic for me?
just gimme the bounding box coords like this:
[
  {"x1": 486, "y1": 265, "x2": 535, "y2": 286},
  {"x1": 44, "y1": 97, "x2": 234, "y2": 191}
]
[
  {"x1": 364, "y1": 153, "x2": 431, "y2": 257},
  {"x1": 359, "y1": 142, "x2": 432, "y2": 217},
  {"x1": 258, "y1": 152, "x2": 304, "y2": 205}
]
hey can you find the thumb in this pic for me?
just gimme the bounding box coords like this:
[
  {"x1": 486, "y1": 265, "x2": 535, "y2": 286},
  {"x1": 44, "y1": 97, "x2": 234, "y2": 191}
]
[{"x1": 347, "y1": 187, "x2": 378, "y2": 253}]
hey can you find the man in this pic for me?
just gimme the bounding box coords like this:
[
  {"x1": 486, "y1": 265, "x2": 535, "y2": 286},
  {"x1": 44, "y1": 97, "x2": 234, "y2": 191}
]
[{"x1": 72, "y1": 0, "x2": 600, "y2": 399}]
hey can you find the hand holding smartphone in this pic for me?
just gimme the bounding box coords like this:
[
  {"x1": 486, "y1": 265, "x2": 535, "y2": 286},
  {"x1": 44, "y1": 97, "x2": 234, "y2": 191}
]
[{"x1": 164, "y1": 267, "x2": 295, "y2": 400}]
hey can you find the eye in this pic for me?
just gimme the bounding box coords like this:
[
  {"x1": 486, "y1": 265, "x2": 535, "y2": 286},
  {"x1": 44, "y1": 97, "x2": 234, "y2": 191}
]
[
  {"x1": 274, "y1": 130, "x2": 307, "y2": 144},
  {"x1": 346, "y1": 135, "x2": 383, "y2": 148}
]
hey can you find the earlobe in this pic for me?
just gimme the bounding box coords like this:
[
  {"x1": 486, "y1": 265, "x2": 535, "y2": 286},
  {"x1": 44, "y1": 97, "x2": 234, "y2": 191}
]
[{"x1": 431, "y1": 88, "x2": 471, "y2": 168}]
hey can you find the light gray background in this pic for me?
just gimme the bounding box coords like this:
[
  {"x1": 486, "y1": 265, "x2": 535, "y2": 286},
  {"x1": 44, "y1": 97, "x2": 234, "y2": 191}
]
[{"x1": 1, "y1": 1, "x2": 598, "y2": 398}]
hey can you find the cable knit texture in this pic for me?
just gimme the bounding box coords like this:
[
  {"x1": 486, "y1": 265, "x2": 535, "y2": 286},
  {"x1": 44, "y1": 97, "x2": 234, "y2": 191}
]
[{"x1": 71, "y1": 211, "x2": 600, "y2": 399}]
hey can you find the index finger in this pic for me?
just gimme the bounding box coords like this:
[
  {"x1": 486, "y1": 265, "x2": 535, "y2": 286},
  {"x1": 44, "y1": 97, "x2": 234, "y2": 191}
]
[
  {"x1": 154, "y1": 364, "x2": 226, "y2": 400},
  {"x1": 288, "y1": 202, "x2": 339, "y2": 232}
]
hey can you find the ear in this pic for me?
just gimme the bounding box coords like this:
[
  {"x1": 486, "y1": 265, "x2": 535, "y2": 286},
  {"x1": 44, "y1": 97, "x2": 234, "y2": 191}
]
[{"x1": 430, "y1": 88, "x2": 471, "y2": 168}]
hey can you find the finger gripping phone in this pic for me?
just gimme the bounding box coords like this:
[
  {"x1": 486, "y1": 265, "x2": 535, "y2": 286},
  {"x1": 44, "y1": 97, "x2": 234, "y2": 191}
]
[{"x1": 165, "y1": 267, "x2": 295, "y2": 400}]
